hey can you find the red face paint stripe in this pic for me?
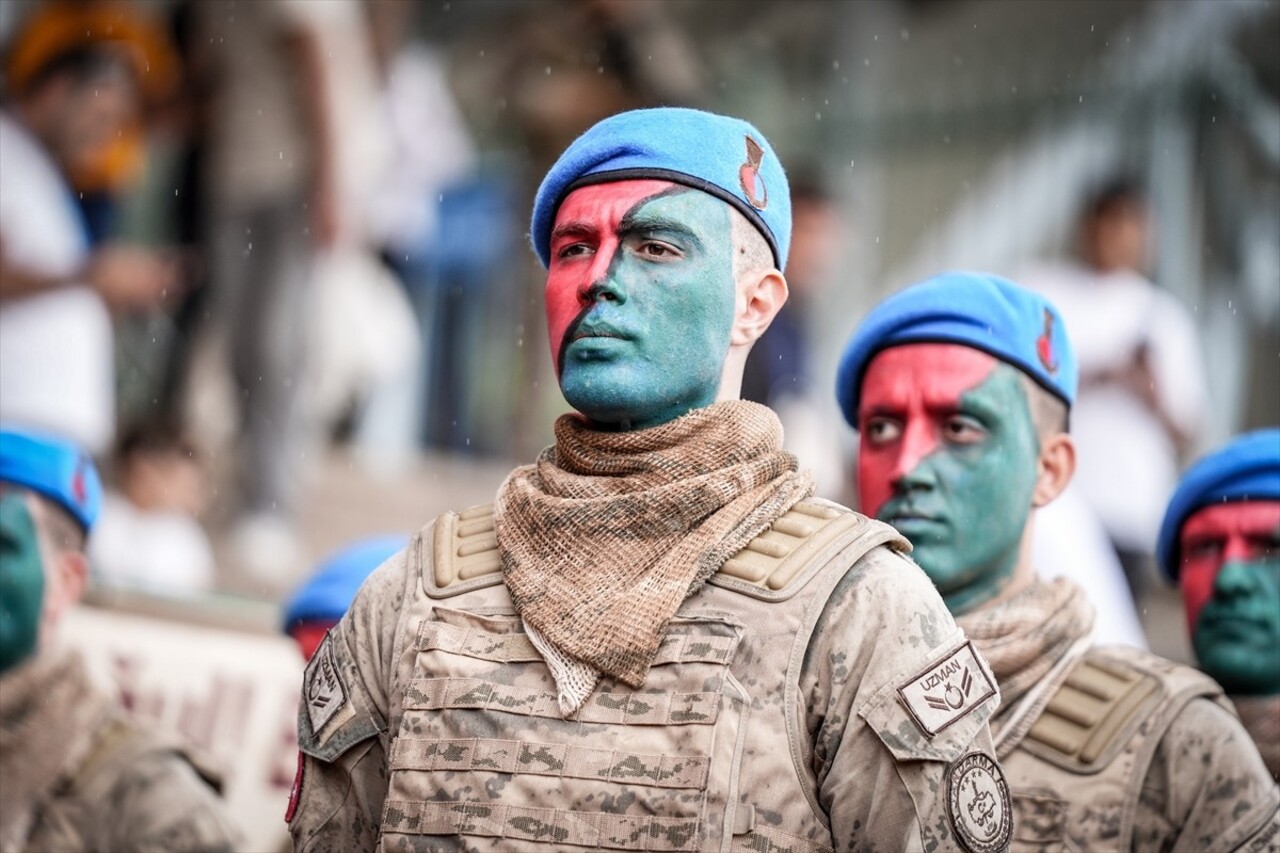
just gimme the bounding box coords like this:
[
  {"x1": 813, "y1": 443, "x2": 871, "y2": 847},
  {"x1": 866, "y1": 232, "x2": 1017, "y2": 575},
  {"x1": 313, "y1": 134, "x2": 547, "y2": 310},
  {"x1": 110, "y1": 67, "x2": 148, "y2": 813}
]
[{"x1": 856, "y1": 344, "x2": 998, "y2": 518}]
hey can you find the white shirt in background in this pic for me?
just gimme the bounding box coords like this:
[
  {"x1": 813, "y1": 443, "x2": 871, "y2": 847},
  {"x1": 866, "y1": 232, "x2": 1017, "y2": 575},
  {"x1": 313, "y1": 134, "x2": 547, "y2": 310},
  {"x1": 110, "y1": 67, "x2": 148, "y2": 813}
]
[
  {"x1": 90, "y1": 494, "x2": 215, "y2": 594},
  {"x1": 1022, "y1": 262, "x2": 1206, "y2": 552},
  {"x1": 0, "y1": 112, "x2": 115, "y2": 453}
]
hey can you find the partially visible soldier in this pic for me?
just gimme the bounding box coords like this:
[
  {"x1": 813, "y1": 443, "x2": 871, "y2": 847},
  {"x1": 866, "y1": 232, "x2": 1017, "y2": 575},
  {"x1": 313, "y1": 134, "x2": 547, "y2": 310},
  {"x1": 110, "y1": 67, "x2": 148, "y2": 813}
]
[
  {"x1": 836, "y1": 272, "x2": 1279, "y2": 851},
  {"x1": 1158, "y1": 428, "x2": 1280, "y2": 780},
  {"x1": 288, "y1": 109, "x2": 1011, "y2": 852},
  {"x1": 282, "y1": 535, "x2": 409, "y2": 661},
  {"x1": 0, "y1": 426, "x2": 243, "y2": 851}
]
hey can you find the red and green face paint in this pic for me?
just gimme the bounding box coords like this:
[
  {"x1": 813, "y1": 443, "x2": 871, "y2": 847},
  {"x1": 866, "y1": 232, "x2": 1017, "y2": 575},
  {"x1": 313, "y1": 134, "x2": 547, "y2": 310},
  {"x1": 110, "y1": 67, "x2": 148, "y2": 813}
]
[
  {"x1": 1179, "y1": 501, "x2": 1280, "y2": 695},
  {"x1": 546, "y1": 180, "x2": 737, "y2": 430},
  {"x1": 857, "y1": 344, "x2": 1041, "y2": 615},
  {"x1": 0, "y1": 492, "x2": 46, "y2": 673}
]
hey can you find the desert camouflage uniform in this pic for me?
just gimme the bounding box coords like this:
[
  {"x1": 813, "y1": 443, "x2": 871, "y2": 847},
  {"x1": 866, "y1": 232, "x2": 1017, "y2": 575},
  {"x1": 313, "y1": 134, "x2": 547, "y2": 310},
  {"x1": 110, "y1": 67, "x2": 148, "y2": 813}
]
[
  {"x1": 290, "y1": 500, "x2": 1013, "y2": 852},
  {"x1": 991, "y1": 636, "x2": 1279, "y2": 850},
  {"x1": 0, "y1": 649, "x2": 243, "y2": 852}
]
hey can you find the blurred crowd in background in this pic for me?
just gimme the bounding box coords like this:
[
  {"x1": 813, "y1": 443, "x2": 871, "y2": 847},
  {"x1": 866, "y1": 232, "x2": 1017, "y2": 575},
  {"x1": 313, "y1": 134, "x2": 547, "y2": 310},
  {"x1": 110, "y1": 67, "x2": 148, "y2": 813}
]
[
  {"x1": 1, "y1": 0, "x2": 1277, "y2": 845},
  {"x1": 2, "y1": 0, "x2": 1277, "y2": 615}
]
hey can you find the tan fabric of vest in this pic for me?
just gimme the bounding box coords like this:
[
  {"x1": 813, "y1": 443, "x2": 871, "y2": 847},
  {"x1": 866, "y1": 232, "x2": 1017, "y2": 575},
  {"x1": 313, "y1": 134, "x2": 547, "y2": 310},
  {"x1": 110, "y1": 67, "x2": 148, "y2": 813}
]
[
  {"x1": 998, "y1": 645, "x2": 1280, "y2": 851},
  {"x1": 291, "y1": 500, "x2": 1011, "y2": 853},
  {"x1": 386, "y1": 506, "x2": 891, "y2": 852}
]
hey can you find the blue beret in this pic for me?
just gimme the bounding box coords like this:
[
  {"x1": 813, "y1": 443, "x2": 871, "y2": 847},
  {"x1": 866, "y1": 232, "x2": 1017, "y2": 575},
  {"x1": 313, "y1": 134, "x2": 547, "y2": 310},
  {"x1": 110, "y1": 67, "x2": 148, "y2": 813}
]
[
  {"x1": 1157, "y1": 429, "x2": 1280, "y2": 581},
  {"x1": 836, "y1": 271, "x2": 1078, "y2": 426},
  {"x1": 531, "y1": 107, "x2": 791, "y2": 271},
  {"x1": 282, "y1": 535, "x2": 409, "y2": 631},
  {"x1": 0, "y1": 425, "x2": 102, "y2": 531}
]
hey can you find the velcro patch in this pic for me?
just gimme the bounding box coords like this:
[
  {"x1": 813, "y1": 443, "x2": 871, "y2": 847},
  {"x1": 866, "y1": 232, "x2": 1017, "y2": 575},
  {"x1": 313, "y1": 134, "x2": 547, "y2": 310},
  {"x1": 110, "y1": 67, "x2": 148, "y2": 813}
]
[
  {"x1": 946, "y1": 752, "x2": 1012, "y2": 853},
  {"x1": 898, "y1": 640, "x2": 997, "y2": 737},
  {"x1": 303, "y1": 633, "x2": 348, "y2": 736}
]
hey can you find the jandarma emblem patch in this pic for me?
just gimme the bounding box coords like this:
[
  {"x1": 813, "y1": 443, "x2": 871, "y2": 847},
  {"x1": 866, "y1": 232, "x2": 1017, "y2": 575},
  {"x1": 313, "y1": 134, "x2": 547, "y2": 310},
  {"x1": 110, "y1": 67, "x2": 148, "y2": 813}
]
[
  {"x1": 303, "y1": 633, "x2": 347, "y2": 735},
  {"x1": 946, "y1": 752, "x2": 1012, "y2": 853},
  {"x1": 738, "y1": 135, "x2": 768, "y2": 210},
  {"x1": 898, "y1": 640, "x2": 997, "y2": 736}
]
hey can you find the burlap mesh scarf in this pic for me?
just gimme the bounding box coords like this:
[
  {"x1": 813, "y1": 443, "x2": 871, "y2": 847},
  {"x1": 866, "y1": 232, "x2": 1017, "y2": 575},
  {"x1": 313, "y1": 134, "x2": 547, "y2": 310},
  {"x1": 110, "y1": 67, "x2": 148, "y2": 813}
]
[
  {"x1": 495, "y1": 400, "x2": 813, "y2": 713},
  {"x1": 956, "y1": 576, "x2": 1095, "y2": 752}
]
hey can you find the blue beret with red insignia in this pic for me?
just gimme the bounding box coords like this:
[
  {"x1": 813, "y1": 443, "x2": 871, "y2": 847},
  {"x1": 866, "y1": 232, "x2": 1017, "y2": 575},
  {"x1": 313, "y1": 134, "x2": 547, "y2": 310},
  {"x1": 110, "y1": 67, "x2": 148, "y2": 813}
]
[
  {"x1": 282, "y1": 535, "x2": 410, "y2": 632},
  {"x1": 531, "y1": 107, "x2": 791, "y2": 271},
  {"x1": 0, "y1": 425, "x2": 102, "y2": 532},
  {"x1": 835, "y1": 271, "x2": 1078, "y2": 427},
  {"x1": 1157, "y1": 429, "x2": 1280, "y2": 581}
]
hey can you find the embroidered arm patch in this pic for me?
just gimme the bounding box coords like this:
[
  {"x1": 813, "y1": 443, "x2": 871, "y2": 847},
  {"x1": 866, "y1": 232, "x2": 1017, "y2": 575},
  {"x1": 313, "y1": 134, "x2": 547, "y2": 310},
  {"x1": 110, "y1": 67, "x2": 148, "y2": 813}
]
[
  {"x1": 303, "y1": 633, "x2": 347, "y2": 735},
  {"x1": 946, "y1": 751, "x2": 1012, "y2": 853},
  {"x1": 898, "y1": 640, "x2": 997, "y2": 737},
  {"x1": 296, "y1": 629, "x2": 380, "y2": 762}
]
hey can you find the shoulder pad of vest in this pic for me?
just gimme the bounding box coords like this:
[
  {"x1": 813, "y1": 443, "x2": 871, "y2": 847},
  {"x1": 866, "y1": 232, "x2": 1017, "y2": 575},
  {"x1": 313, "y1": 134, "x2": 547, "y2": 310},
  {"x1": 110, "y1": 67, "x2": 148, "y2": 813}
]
[
  {"x1": 428, "y1": 504, "x2": 504, "y2": 597},
  {"x1": 711, "y1": 498, "x2": 904, "y2": 600},
  {"x1": 1020, "y1": 647, "x2": 1208, "y2": 774}
]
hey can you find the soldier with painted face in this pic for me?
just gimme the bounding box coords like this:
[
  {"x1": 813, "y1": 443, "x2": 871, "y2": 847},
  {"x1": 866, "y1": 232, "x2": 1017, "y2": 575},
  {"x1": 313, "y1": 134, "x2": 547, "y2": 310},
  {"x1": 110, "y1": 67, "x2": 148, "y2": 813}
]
[
  {"x1": 0, "y1": 426, "x2": 243, "y2": 851},
  {"x1": 288, "y1": 109, "x2": 1011, "y2": 853},
  {"x1": 1158, "y1": 429, "x2": 1280, "y2": 780},
  {"x1": 836, "y1": 272, "x2": 1279, "y2": 851}
]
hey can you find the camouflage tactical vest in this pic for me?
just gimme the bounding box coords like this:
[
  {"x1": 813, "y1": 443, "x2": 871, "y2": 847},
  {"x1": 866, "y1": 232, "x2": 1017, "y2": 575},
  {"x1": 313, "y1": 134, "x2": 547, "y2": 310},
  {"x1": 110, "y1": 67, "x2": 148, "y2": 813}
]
[
  {"x1": 1001, "y1": 645, "x2": 1227, "y2": 851},
  {"x1": 379, "y1": 499, "x2": 906, "y2": 853}
]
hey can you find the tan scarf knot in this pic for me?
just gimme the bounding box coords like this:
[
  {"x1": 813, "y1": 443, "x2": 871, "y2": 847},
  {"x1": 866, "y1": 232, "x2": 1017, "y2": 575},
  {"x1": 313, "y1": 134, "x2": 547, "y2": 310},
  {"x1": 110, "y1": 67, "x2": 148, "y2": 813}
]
[{"x1": 495, "y1": 401, "x2": 813, "y2": 709}]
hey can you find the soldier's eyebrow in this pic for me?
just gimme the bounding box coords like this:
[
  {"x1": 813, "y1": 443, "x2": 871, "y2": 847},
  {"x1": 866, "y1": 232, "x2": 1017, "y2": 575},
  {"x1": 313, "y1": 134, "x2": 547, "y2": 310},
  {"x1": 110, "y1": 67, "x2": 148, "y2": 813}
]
[
  {"x1": 617, "y1": 212, "x2": 704, "y2": 251},
  {"x1": 550, "y1": 221, "x2": 598, "y2": 243}
]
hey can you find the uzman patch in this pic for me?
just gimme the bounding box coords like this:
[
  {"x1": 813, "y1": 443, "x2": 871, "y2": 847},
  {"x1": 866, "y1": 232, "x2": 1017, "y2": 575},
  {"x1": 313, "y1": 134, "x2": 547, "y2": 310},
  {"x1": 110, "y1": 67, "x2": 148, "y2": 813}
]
[
  {"x1": 898, "y1": 640, "x2": 997, "y2": 736},
  {"x1": 303, "y1": 633, "x2": 347, "y2": 735},
  {"x1": 945, "y1": 752, "x2": 1012, "y2": 853}
]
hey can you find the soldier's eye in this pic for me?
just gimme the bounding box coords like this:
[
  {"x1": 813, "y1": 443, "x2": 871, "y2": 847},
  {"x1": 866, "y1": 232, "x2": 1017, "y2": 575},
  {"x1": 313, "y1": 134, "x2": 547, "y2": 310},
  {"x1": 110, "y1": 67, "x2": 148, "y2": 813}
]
[
  {"x1": 864, "y1": 418, "x2": 901, "y2": 444},
  {"x1": 943, "y1": 416, "x2": 986, "y2": 445},
  {"x1": 1184, "y1": 538, "x2": 1223, "y2": 559},
  {"x1": 556, "y1": 243, "x2": 592, "y2": 260},
  {"x1": 637, "y1": 241, "x2": 679, "y2": 260}
]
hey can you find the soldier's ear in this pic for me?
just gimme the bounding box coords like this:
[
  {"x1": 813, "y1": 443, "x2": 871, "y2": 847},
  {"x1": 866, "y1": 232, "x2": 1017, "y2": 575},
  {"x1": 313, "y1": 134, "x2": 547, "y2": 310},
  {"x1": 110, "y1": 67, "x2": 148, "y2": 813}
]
[
  {"x1": 731, "y1": 268, "x2": 787, "y2": 347},
  {"x1": 1032, "y1": 433, "x2": 1075, "y2": 509}
]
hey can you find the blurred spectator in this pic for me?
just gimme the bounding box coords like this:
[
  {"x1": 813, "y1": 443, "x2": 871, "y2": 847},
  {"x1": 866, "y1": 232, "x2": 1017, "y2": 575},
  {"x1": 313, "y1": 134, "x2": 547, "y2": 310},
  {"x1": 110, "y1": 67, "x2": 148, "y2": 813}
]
[
  {"x1": 89, "y1": 422, "x2": 214, "y2": 594},
  {"x1": 741, "y1": 172, "x2": 844, "y2": 495},
  {"x1": 0, "y1": 425, "x2": 242, "y2": 849},
  {"x1": 195, "y1": 0, "x2": 387, "y2": 579},
  {"x1": 4, "y1": 0, "x2": 181, "y2": 242},
  {"x1": 282, "y1": 534, "x2": 408, "y2": 661},
  {"x1": 0, "y1": 35, "x2": 178, "y2": 455},
  {"x1": 1022, "y1": 179, "x2": 1208, "y2": 588}
]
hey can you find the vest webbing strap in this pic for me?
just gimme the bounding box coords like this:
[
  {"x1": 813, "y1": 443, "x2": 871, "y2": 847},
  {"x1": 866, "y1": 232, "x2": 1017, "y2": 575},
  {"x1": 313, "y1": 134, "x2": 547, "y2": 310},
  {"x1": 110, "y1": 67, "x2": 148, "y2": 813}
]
[
  {"x1": 403, "y1": 677, "x2": 721, "y2": 726},
  {"x1": 730, "y1": 822, "x2": 835, "y2": 853},
  {"x1": 417, "y1": 620, "x2": 739, "y2": 668},
  {"x1": 381, "y1": 800, "x2": 702, "y2": 850},
  {"x1": 388, "y1": 736, "x2": 709, "y2": 790}
]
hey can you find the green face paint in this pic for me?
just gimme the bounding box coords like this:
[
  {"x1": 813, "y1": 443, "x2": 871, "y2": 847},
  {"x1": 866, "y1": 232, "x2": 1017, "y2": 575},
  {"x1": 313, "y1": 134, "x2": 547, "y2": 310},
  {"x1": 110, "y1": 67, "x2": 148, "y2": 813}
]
[
  {"x1": 0, "y1": 493, "x2": 45, "y2": 673},
  {"x1": 546, "y1": 181, "x2": 737, "y2": 430},
  {"x1": 1180, "y1": 502, "x2": 1280, "y2": 695},
  {"x1": 859, "y1": 346, "x2": 1041, "y2": 615}
]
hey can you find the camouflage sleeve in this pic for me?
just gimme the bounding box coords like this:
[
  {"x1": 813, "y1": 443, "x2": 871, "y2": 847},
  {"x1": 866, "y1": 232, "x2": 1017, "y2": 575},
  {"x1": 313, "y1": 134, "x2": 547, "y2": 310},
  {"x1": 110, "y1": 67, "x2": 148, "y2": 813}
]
[
  {"x1": 100, "y1": 749, "x2": 244, "y2": 852},
  {"x1": 801, "y1": 545, "x2": 1010, "y2": 853},
  {"x1": 289, "y1": 547, "x2": 414, "y2": 852},
  {"x1": 1136, "y1": 696, "x2": 1280, "y2": 851}
]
